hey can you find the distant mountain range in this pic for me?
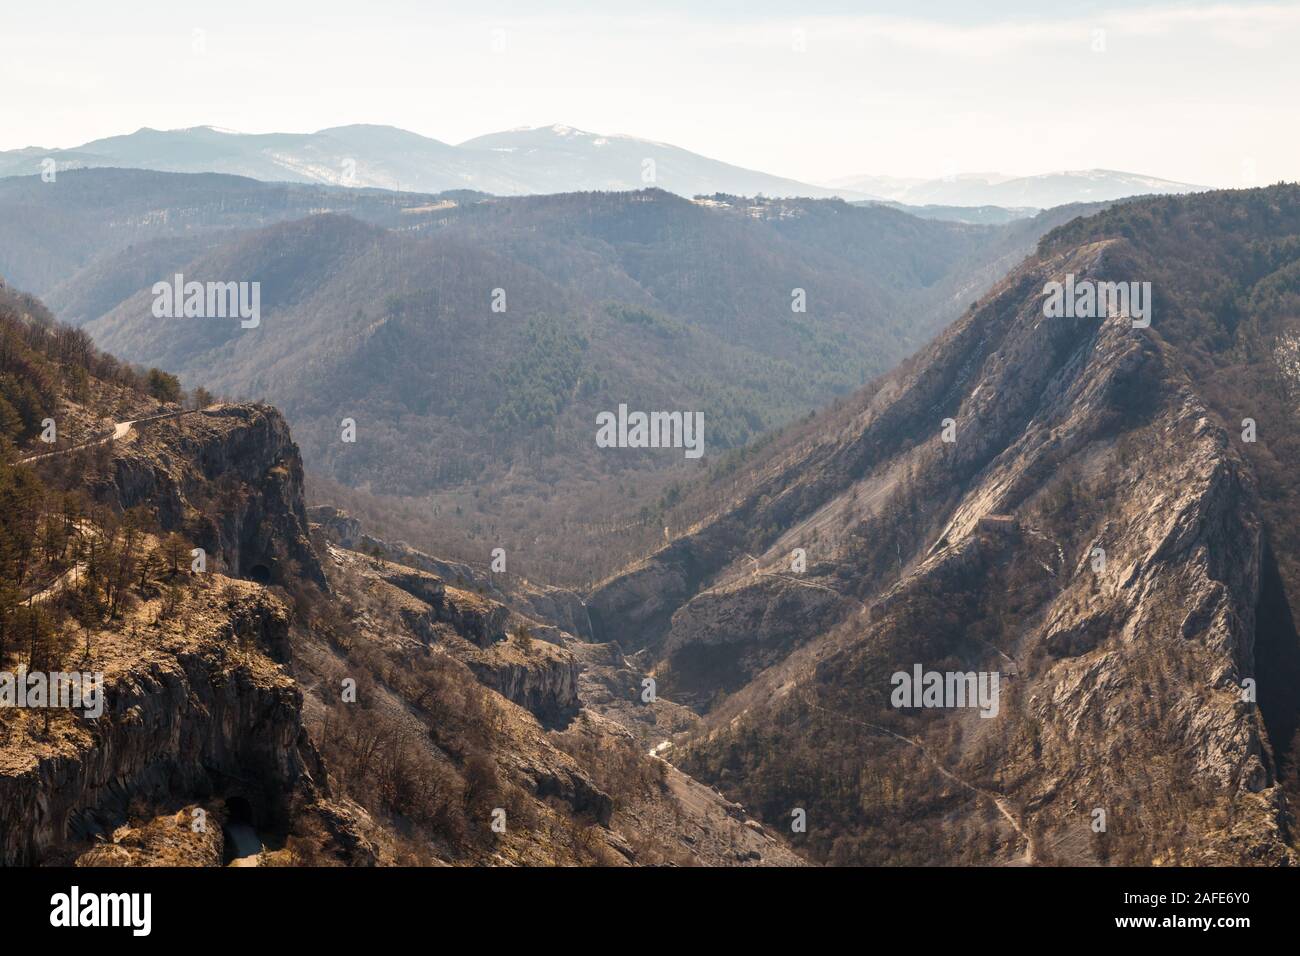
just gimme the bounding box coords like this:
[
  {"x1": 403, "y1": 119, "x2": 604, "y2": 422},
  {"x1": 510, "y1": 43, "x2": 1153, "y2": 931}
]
[
  {"x1": 827, "y1": 169, "x2": 1205, "y2": 209},
  {"x1": 1, "y1": 123, "x2": 1205, "y2": 208},
  {"x1": 0, "y1": 124, "x2": 861, "y2": 201}
]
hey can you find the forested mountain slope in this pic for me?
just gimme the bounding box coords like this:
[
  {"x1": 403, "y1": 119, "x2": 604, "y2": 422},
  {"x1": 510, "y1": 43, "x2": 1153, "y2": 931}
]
[{"x1": 0, "y1": 168, "x2": 1102, "y2": 582}]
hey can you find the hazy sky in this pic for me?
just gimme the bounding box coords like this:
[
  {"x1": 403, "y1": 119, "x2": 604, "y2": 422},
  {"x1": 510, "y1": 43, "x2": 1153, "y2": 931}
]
[{"x1": 4, "y1": 0, "x2": 1297, "y2": 187}]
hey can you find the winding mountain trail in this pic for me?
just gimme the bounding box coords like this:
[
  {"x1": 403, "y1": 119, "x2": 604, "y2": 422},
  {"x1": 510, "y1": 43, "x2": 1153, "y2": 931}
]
[
  {"x1": 17, "y1": 424, "x2": 127, "y2": 464},
  {"x1": 16, "y1": 408, "x2": 214, "y2": 465},
  {"x1": 27, "y1": 561, "x2": 88, "y2": 606}
]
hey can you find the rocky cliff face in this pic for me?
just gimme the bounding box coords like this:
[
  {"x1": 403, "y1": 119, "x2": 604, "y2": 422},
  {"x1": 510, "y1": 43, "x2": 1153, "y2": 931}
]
[
  {"x1": 0, "y1": 583, "x2": 324, "y2": 866},
  {"x1": 99, "y1": 404, "x2": 324, "y2": 587},
  {"x1": 1, "y1": 388, "x2": 392, "y2": 867},
  {"x1": 464, "y1": 652, "x2": 581, "y2": 730}
]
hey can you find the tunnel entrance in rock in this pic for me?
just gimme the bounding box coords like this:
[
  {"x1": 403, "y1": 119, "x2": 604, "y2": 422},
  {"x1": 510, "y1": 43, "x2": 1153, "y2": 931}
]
[
  {"x1": 1253, "y1": 538, "x2": 1300, "y2": 780},
  {"x1": 247, "y1": 563, "x2": 272, "y2": 584},
  {"x1": 225, "y1": 796, "x2": 254, "y2": 826},
  {"x1": 221, "y1": 796, "x2": 262, "y2": 865}
]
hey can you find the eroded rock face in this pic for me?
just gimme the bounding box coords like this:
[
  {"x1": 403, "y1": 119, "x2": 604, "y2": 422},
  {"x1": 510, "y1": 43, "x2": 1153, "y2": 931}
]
[
  {"x1": 514, "y1": 741, "x2": 614, "y2": 826},
  {"x1": 588, "y1": 537, "x2": 734, "y2": 654},
  {"x1": 596, "y1": 227, "x2": 1298, "y2": 863},
  {"x1": 0, "y1": 387, "x2": 417, "y2": 867},
  {"x1": 465, "y1": 654, "x2": 581, "y2": 729},
  {"x1": 307, "y1": 505, "x2": 362, "y2": 549},
  {"x1": 438, "y1": 588, "x2": 509, "y2": 649},
  {"x1": 99, "y1": 404, "x2": 324, "y2": 587},
  {"x1": 0, "y1": 588, "x2": 324, "y2": 866}
]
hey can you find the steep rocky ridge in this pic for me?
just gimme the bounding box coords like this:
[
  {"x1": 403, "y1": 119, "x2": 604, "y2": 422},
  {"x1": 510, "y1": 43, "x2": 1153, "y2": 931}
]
[
  {"x1": 96, "y1": 404, "x2": 324, "y2": 588},
  {"x1": 594, "y1": 185, "x2": 1300, "y2": 865},
  {"x1": 321, "y1": 545, "x2": 581, "y2": 726}
]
